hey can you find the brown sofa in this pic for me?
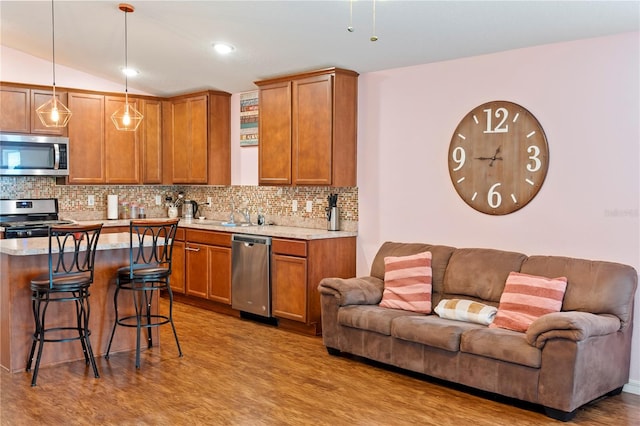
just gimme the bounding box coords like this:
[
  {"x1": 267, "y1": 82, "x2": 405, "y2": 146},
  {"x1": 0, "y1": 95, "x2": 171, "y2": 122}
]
[{"x1": 318, "y1": 242, "x2": 638, "y2": 421}]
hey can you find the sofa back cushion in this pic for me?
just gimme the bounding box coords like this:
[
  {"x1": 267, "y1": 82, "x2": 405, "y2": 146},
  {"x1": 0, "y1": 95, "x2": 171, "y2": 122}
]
[
  {"x1": 371, "y1": 242, "x2": 456, "y2": 296},
  {"x1": 442, "y1": 248, "x2": 527, "y2": 303},
  {"x1": 521, "y1": 256, "x2": 638, "y2": 327}
]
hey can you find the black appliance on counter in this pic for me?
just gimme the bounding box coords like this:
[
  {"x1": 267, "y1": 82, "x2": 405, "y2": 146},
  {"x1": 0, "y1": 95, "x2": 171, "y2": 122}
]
[{"x1": 0, "y1": 198, "x2": 74, "y2": 239}]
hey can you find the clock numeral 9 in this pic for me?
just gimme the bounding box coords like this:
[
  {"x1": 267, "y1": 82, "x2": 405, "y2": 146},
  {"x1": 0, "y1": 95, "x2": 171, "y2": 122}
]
[
  {"x1": 451, "y1": 147, "x2": 466, "y2": 171},
  {"x1": 484, "y1": 107, "x2": 509, "y2": 134},
  {"x1": 488, "y1": 183, "x2": 502, "y2": 208}
]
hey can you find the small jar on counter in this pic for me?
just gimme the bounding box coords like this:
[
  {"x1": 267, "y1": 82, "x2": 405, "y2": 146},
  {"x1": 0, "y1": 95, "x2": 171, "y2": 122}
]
[
  {"x1": 138, "y1": 205, "x2": 146, "y2": 219},
  {"x1": 130, "y1": 203, "x2": 139, "y2": 219},
  {"x1": 119, "y1": 201, "x2": 129, "y2": 219}
]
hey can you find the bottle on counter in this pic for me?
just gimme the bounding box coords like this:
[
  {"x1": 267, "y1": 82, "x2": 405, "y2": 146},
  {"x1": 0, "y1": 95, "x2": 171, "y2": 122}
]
[{"x1": 138, "y1": 205, "x2": 146, "y2": 219}]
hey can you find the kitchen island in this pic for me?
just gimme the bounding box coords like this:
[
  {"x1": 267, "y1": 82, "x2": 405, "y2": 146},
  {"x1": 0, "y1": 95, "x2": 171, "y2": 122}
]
[{"x1": 0, "y1": 233, "x2": 157, "y2": 373}]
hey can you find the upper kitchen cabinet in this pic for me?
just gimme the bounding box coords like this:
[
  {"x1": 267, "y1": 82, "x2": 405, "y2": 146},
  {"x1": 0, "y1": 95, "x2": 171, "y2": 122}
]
[
  {"x1": 255, "y1": 68, "x2": 358, "y2": 187},
  {"x1": 139, "y1": 99, "x2": 163, "y2": 184},
  {"x1": 104, "y1": 95, "x2": 140, "y2": 184},
  {"x1": 67, "y1": 92, "x2": 105, "y2": 184},
  {"x1": 165, "y1": 90, "x2": 230, "y2": 185},
  {"x1": 0, "y1": 83, "x2": 68, "y2": 136}
]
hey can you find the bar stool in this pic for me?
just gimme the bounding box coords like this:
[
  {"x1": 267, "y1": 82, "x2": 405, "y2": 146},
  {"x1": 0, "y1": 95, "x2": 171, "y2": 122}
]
[
  {"x1": 105, "y1": 219, "x2": 182, "y2": 368},
  {"x1": 26, "y1": 223, "x2": 103, "y2": 386}
]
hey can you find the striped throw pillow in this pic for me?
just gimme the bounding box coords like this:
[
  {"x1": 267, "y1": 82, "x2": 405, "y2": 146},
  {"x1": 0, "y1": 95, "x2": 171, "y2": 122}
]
[
  {"x1": 434, "y1": 299, "x2": 498, "y2": 325},
  {"x1": 490, "y1": 271, "x2": 568, "y2": 332},
  {"x1": 379, "y1": 251, "x2": 432, "y2": 314}
]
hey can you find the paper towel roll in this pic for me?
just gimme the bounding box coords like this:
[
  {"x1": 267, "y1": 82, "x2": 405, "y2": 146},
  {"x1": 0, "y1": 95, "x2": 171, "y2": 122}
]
[{"x1": 107, "y1": 194, "x2": 119, "y2": 219}]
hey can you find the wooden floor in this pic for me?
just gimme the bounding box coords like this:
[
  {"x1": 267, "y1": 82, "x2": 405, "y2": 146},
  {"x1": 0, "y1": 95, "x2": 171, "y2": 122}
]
[{"x1": 2, "y1": 300, "x2": 639, "y2": 425}]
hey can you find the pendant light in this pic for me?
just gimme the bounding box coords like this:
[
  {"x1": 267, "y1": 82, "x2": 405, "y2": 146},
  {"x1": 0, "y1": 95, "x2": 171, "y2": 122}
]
[
  {"x1": 111, "y1": 3, "x2": 143, "y2": 132},
  {"x1": 36, "y1": 0, "x2": 72, "y2": 128}
]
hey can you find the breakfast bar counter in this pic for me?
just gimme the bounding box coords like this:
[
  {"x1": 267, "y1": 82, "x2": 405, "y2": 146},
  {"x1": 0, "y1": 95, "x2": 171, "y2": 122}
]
[{"x1": 0, "y1": 233, "x2": 155, "y2": 373}]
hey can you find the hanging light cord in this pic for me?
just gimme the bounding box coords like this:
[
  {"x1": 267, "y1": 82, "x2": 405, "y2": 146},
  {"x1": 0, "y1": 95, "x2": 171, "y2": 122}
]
[
  {"x1": 124, "y1": 8, "x2": 129, "y2": 102},
  {"x1": 371, "y1": 0, "x2": 378, "y2": 42},
  {"x1": 49, "y1": 0, "x2": 57, "y2": 95}
]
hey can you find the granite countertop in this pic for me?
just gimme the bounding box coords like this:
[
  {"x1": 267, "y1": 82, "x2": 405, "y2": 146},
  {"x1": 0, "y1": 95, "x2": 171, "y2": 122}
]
[
  {"x1": 74, "y1": 218, "x2": 358, "y2": 240},
  {"x1": 0, "y1": 232, "x2": 139, "y2": 256}
]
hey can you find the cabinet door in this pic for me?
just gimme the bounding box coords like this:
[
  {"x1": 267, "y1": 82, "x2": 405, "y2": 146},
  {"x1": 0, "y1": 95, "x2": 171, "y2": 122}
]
[
  {"x1": 67, "y1": 92, "x2": 105, "y2": 184},
  {"x1": 292, "y1": 74, "x2": 333, "y2": 185},
  {"x1": 171, "y1": 239, "x2": 186, "y2": 294},
  {"x1": 185, "y1": 242, "x2": 209, "y2": 298},
  {"x1": 272, "y1": 254, "x2": 307, "y2": 322},
  {"x1": 140, "y1": 99, "x2": 163, "y2": 184},
  {"x1": 171, "y1": 95, "x2": 208, "y2": 184},
  {"x1": 258, "y1": 81, "x2": 292, "y2": 185},
  {"x1": 30, "y1": 89, "x2": 67, "y2": 136},
  {"x1": 0, "y1": 85, "x2": 30, "y2": 133},
  {"x1": 104, "y1": 96, "x2": 140, "y2": 184},
  {"x1": 208, "y1": 245, "x2": 231, "y2": 304}
]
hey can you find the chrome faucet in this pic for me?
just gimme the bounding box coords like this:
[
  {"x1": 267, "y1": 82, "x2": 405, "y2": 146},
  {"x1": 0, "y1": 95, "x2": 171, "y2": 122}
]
[
  {"x1": 228, "y1": 201, "x2": 235, "y2": 224},
  {"x1": 242, "y1": 207, "x2": 251, "y2": 224}
]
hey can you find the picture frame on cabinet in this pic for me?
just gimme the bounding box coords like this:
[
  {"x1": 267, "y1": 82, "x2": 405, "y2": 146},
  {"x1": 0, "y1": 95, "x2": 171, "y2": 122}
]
[{"x1": 240, "y1": 90, "x2": 258, "y2": 146}]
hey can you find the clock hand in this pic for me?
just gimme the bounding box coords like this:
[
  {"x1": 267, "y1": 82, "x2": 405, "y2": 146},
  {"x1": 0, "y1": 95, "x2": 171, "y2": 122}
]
[{"x1": 489, "y1": 146, "x2": 502, "y2": 167}]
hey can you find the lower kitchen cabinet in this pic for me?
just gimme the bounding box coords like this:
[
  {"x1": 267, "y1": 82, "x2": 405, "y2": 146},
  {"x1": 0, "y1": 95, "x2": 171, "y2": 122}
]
[
  {"x1": 171, "y1": 229, "x2": 186, "y2": 294},
  {"x1": 271, "y1": 236, "x2": 356, "y2": 335},
  {"x1": 184, "y1": 229, "x2": 232, "y2": 304}
]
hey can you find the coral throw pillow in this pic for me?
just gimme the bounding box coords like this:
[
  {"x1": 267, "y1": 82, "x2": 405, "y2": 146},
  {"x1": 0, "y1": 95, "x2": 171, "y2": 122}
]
[
  {"x1": 434, "y1": 299, "x2": 498, "y2": 325},
  {"x1": 490, "y1": 271, "x2": 568, "y2": 332},
  {"x1": 380, "y1": 251, "x2": 432, "y2": 313}
]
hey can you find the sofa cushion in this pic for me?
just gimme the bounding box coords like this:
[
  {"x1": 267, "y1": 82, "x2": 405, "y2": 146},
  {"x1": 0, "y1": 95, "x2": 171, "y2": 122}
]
[
  {"x1": 443, "y1": 248, "x2": 527, "y2": 302},
  {"x1": 380, "y1": 251, "x2": 432, "y2": 313},
  {"x1": 392, "y1": 315, "x2": 484, "y2": 352},
  {"x1": 434, "y1": 298, "x2": 498, "y2": 325},
  {"x1": 338, "y1": 305, "x2": 417, "y2": 335},
  {"x1": 491, "y1": 272, "x2": 567, "y2": 332},
  {"x1": 461, "y1": 327, "x2": 542, "y2": 368}
]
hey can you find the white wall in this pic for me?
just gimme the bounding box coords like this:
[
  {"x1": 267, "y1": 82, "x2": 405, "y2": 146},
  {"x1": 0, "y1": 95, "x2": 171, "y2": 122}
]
[{"x1": 357, "y1": 32, "x2": 640, "y2": 391}]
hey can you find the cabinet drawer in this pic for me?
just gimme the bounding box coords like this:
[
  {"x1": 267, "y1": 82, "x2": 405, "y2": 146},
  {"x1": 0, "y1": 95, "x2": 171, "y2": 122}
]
[
  {"x1": 186, "y1": 229, "x2": 231, "y2": 247},
  {"x1": 175, "y1": 228, "x2": 186, "y2": 241},
  {"x1": 272, "y1": 238, "x2": 307, "y2": 257}
]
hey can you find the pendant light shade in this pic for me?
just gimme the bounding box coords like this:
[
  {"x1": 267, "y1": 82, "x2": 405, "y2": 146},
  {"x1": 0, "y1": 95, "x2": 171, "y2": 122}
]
[
  {"x1": 111, "y1": 3, "x2": 143, "y2": 132},
  {"x1": 36, "y1": 0, "x2": 72, "y2": 128}
]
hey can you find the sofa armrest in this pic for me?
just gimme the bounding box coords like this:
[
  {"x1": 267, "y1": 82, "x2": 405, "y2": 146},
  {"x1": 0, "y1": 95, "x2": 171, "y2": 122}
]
[
  {"x1": 525, "y1": 311, "x2": 621, "y2": 349},
  {"x1": 318, "y1": 276, "x2": 384, "y2": 306}
]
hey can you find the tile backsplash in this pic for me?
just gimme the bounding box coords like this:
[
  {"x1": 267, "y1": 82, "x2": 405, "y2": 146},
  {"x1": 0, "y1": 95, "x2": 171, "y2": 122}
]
[{"x1": 0, "y1": 177, "x2": 358, "y2": 231}]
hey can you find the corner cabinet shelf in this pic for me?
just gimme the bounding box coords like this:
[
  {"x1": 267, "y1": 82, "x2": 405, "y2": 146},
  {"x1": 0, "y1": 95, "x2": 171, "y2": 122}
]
[{"x1": 255, "y1": 67, "x2": 358, "y2": 187}]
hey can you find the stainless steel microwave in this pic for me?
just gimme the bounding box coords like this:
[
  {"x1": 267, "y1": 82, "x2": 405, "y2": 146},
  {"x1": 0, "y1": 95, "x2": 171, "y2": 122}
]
[{"x1": 0, "y1": 133, "x2": 69, "y2": 176}]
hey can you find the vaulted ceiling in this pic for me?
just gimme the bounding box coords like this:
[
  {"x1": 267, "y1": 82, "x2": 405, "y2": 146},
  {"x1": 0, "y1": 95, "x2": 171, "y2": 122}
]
[{"x1": 1, "y1": 1, "x2": 638, "y2": 96}]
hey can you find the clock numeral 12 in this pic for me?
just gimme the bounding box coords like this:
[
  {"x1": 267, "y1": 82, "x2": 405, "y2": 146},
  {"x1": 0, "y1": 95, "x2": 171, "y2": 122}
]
[{"x1": 484, "y1": 107, "x2": 509, "y2": 134}]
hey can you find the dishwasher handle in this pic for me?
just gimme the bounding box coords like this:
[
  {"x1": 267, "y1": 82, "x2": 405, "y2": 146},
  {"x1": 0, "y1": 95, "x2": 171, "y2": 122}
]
[{"x1": 231, "y1": 234, "x2": 272, "y2": 246}]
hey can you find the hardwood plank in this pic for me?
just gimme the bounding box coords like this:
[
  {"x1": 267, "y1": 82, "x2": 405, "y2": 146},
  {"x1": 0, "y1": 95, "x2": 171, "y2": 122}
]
[{"x1": 1, "y1": 300, "x2": 638, "y2": 425}]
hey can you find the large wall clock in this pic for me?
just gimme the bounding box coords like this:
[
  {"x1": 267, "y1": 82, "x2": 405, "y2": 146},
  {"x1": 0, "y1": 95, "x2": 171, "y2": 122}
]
[{"x1": 448, "y1": 101, "x2": 549, "y2": 215}]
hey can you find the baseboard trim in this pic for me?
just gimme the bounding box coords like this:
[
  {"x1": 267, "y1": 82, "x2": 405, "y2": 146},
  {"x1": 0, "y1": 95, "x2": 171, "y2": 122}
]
[{"x1": 623, "y1": 380, "x2": 640, "y2": 395}]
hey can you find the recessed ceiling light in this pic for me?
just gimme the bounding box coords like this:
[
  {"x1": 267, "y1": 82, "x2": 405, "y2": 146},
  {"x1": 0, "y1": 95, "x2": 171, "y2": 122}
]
[
  {"x1": 213, "y1": 43, "x2": 235, "y2": 55},
  {"x1": 121, "y1": 67, "x2": 139, "y2": 77}
]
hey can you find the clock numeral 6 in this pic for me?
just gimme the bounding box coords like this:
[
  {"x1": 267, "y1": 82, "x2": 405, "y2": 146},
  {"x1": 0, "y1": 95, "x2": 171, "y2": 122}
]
[
  {"x1": 488, "y1": 183, "x2": 502, "y2": 208},
  {"x1": 452, "y1": 147, "x2": 466, "y2": 171}
]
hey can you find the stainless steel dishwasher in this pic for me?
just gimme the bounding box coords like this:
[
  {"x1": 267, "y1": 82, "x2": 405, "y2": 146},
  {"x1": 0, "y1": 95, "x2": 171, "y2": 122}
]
[{"x1": 231, "y1": 234, "x2": 272, "y2": 318}]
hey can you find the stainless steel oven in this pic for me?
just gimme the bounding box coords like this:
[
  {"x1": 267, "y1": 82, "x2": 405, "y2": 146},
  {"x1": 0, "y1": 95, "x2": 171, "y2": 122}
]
[
  {"x1": 0, "y1": 133, "x2": 69, "y2": 176},
  {"x1": 0, "y1": 198, "x2": 74, "y2": 238}
]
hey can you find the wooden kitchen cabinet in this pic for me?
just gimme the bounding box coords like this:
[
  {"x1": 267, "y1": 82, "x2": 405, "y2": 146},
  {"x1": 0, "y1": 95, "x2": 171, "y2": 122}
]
[
  {"x1": 0, "y1": 83, "x2": 67, "y2": 135},
  {"x1": 171, "y1": 228, "x2": 186, "y2": 294},
  {"x1": 184, "y1": 229, "x2": 232, "y2": 304},
  {"x1": 67, "y1": 92, "x2": 105, "y2": 184},
  {"x1": 256, "y1": 68, "x2": 358, "y2": 187},
  {"x1": 271, "y1": 236, "x2": 356, "y2": 335},
  {"x1": 165, "y1": 90, "x2": 231, "y2": 185},
  {"x1": 139, "y1": 99, "x2": 163, "y2": 184},
  {"x1": 104, "y1": 95, "x2": 140, "y2": 184}
]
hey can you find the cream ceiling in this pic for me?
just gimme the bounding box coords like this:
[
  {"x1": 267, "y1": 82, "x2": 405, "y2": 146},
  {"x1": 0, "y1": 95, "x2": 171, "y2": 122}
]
[{"x1": 1, "y1": 1, "x2": 638, "y2": 96}]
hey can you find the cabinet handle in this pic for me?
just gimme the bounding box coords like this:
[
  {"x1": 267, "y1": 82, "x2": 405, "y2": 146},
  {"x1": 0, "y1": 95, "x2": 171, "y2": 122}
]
[{"x1": 185, "y1": 246, "x2": 200, "y2": 252}]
